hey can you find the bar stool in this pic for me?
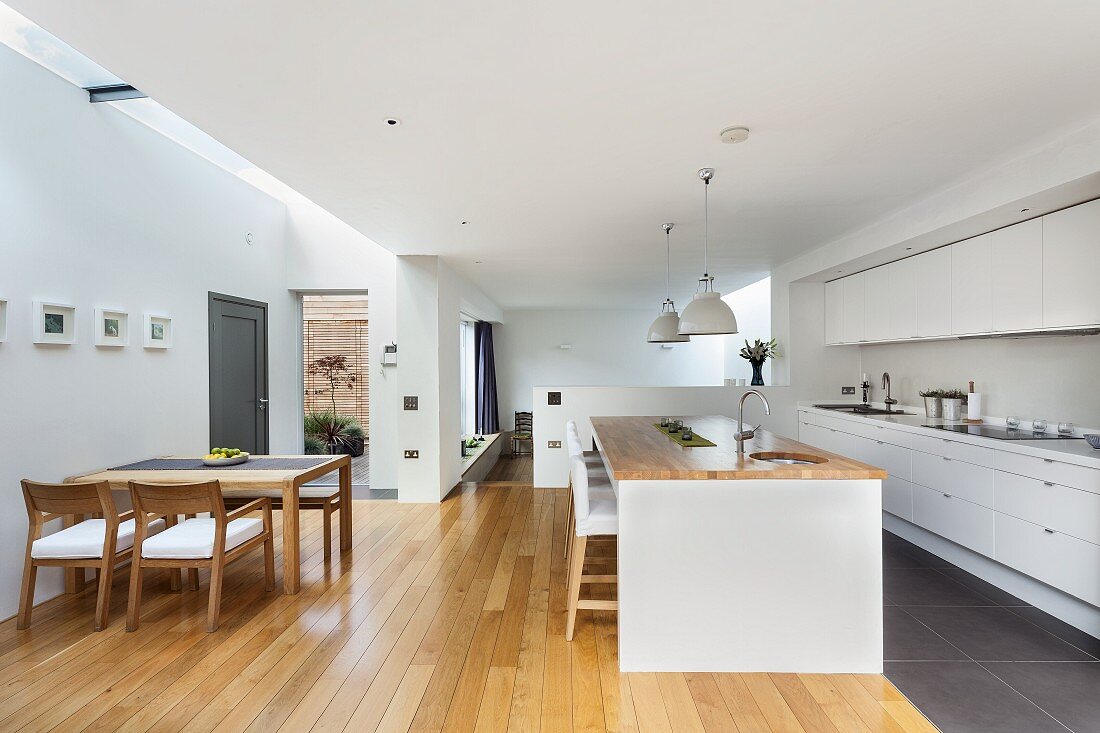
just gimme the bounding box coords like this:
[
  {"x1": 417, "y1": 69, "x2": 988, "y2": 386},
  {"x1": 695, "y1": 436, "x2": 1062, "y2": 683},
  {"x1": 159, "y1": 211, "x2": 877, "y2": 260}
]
[
  {"x1": 563, "y1": 427, "x2": 615, "y2": 556},
  {"x1": 565, "y1": 454, "x2": 618, "y2": 641}
]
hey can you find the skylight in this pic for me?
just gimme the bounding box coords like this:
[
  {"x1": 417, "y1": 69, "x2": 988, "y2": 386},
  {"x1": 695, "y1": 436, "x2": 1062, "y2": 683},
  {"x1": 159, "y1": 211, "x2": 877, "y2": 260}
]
[{"x1": 0, "y1": 1, "x2": 284, "y2": 195}]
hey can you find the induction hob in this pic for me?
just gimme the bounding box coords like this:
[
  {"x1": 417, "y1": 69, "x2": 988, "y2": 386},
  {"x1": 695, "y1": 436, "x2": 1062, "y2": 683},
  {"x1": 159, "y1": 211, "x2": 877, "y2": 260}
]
[{"x1": 921, "y1": 424, "x2": 1079, "y2": 440}]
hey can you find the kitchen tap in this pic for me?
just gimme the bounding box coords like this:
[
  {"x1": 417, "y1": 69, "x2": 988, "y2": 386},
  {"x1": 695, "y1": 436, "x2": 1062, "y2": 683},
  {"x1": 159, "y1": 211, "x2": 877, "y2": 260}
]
[
  {"x1": 882, "y1": 372, "x2": 898, "y2": 412},
  {"x1": 736, "y1": 389, "x2": 771, "y2": 454}
]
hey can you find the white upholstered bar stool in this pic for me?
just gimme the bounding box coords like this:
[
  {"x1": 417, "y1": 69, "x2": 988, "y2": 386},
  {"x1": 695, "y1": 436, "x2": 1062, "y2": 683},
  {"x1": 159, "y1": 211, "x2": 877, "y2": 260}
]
[
  {"x1": 565, "y1": 454, "x2": 618, "y2": 641},
  {"x1": 563, "y1": 429, "x2": 615, "y2": 556}
]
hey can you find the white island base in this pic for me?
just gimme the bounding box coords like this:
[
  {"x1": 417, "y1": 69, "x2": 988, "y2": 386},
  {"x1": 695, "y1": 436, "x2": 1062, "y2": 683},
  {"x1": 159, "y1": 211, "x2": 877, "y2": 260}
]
[{"x1": 616, "y1": 477, "x2": 883, "y2": 673}]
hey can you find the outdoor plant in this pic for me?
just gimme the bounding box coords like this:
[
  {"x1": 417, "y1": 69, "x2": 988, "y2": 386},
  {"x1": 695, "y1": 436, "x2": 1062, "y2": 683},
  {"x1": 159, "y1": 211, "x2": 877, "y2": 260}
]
[
  {"x1": 738, "y1": 338, "x2": 780, "y2": 363},
  {"x1": 304, "y1": 410, "x2": 365, "y2": 453},
  {"x1": 304, "y1": 435, "x2": 326, "y2": 455},
  {"x1": 306, "y1": 354, "x2": 359, "y2": 414}
]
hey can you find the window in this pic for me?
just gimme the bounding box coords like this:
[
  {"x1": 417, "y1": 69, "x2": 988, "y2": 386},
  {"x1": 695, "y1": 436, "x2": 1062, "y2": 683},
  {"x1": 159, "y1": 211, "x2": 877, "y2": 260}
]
[{"x1": 459, "y1": 319, "x2": 476, "y2": 437}]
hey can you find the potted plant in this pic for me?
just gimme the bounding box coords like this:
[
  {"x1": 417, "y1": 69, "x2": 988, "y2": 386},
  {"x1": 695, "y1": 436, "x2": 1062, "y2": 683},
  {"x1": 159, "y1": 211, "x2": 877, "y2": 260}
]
[
  {"x1": 919, "y1": 389, "x2": 943, "y2": 418},
  {"x1": 941, "y1": 389, "x2": 967, "y2": 421},
  {"x1": 304, "y1": 410, "x2": 366, "y2": 457},
  {"x1": 738, "y1": 338, "x2": 780, "y2": 386}
]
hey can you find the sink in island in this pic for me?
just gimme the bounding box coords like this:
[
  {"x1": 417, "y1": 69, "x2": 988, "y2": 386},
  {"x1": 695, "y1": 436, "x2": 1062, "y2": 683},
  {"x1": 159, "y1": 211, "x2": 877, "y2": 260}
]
[{"x1": 590, "y1": 415, "x2": 886, "y2": 673}]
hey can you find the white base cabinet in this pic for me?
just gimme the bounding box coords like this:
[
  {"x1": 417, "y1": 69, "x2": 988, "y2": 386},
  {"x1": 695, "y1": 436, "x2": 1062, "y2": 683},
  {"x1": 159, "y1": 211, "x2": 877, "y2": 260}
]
[{"x1": 799, "y1": 408, "x2": 1100, "y2": 610}]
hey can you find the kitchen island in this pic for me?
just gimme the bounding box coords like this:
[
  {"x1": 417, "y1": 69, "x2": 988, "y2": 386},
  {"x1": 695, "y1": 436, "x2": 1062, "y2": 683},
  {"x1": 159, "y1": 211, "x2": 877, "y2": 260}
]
[{"x1": 591, "y1": 415, "x2": 886, "y2": 673}]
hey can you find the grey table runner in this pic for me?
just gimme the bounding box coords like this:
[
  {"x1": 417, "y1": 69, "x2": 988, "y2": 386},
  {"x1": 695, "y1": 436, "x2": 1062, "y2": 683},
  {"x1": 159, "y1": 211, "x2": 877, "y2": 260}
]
[{"x1": 109, "y1": 457, "x2": 334, "y2": 471}]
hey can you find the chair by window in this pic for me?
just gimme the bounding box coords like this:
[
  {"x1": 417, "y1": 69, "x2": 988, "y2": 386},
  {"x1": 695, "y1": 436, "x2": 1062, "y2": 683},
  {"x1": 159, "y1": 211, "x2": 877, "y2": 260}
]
[
  {"x1": 126, "y1": 480, "x2": 275, "y2": 632},
  {"x1": 18, "y1": 479, "x2": 165, "y2": 631},
  {"x1": 512, "y1": 411, "x2": 533, "y2": 457}
]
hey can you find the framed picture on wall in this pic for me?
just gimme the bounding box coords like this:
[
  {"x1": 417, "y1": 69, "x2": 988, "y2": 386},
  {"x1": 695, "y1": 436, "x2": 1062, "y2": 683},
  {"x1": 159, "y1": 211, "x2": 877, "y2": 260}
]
[
  {"x1": 32, "y1": 301, "x2": 76, "y2": 345},
  {"x1": 143, "y1": 313, "x2": 172, "y2": 349},
  {"x1": 94, "y1": 308, "x2": 129, "y2": 347}
]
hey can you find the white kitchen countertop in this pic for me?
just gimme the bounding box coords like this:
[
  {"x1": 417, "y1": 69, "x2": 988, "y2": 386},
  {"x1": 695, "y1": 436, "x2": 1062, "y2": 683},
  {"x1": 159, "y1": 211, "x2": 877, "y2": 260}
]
[{"x1": 798, "y1": 401, "x2": 1100, "y2": 471}]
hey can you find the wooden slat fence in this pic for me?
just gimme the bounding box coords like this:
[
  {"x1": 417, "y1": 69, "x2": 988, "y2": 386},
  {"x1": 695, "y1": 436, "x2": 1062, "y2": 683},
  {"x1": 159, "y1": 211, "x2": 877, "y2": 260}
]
[{"x1": 303, "y1": 296, "x2": 369, "y2": 432}]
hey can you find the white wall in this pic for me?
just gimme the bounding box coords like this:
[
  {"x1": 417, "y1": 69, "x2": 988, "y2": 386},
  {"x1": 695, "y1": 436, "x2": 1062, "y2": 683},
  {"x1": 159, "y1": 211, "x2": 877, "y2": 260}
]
[
  {"x1": 722, "y1": 277, "x2": 773, "y2": 385},
  {"x1": 0, "y1": 45, "x2": 297, "y2": 618},
  {"x1": 284, "y1": 200, "x2": 399, "y2": 490},
  {"x1": 533, "y1": 386, "x2": 794, "y2": 488},
  {"x1": 858, "y1": 336, "x2": 1100, "y2": 426},
  {"x1": 396, "y1": 256, "x2": 502, "y2": 501},
  {"x1": 495, "y1": 309, "x2": 725, "y2": 431}
]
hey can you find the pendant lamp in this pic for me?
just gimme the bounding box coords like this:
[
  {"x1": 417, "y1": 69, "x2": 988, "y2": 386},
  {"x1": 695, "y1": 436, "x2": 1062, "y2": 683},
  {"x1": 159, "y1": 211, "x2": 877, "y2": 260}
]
[
  {"x1": 678, "y1": 168, "x2": 739, "y2": 335},
  {"x1": 646, "y1": 223, "x2": 690, "y2": 343}
]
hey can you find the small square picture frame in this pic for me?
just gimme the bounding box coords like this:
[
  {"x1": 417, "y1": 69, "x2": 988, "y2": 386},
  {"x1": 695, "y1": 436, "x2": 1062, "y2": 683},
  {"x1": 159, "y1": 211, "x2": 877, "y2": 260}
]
[
  {"x1": 143, "y1": 313, "x2": 172, "y2": 349},
  {"x1": 33, "y1": 301, "x2": 76, "y2": 345},
  {"x1": 0, "y1": 298, "x2": 7, "y2": 343},
  {"x1": 94, "y1": 308, "x2": 129, "y2": 347}
]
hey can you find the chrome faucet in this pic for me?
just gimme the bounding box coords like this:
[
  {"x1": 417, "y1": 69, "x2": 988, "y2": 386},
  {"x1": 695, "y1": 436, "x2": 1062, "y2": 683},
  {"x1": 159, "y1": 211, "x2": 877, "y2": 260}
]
[
  {"x1": 882, "y1": 372, "x2": 898, "y2": 412},
  {"x1": 736, "y1": 389, "x2": 771, "y2": 454}
]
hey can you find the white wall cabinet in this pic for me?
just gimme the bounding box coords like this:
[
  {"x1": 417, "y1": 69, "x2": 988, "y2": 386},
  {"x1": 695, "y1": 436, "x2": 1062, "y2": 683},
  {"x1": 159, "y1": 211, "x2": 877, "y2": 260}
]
[
  {"x1": 824, "y1": 280, "x2": 843, "y2": 346},
  {"x1": 991, "y1": 218, "x2": 1043, "y2": 331},
  {"x1": 824, "y1": 197, "x2": 1100, "y2": 344},
  {"x1": 913, "y1": 247, "x2": 952, "y2": 338},
  {"x1": 841, "y1": 273, "x2": 866, "y2": 343},
  {"x1": 1043, "y1": 198, "x2": 1100, "y2": 328},
  {"x1": 950, "y1": 233, "x2": 992, "y2": 335}
]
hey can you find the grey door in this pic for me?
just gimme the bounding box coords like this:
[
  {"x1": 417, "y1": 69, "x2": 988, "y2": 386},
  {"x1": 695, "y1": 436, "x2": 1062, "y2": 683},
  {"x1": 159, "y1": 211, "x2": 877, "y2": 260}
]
[{"x1": 209, "y1": 293, "x2": 268, "y2": 454}]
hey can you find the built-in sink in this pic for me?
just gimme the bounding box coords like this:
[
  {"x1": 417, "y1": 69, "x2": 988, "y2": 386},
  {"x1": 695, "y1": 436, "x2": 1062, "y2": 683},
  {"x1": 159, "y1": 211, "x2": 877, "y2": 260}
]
[
  {"x1": 812, "y1": 403, "x2": 911, "y2": 416},
  {"x1": 749, "y1": 451, "x2": 828, "y2": 465}
]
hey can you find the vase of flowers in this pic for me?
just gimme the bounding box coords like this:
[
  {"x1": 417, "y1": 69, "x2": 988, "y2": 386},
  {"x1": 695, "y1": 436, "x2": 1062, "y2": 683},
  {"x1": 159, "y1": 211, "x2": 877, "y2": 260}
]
[{"x1": 739, "y1": 338, "x2": 779, "y2": 386}]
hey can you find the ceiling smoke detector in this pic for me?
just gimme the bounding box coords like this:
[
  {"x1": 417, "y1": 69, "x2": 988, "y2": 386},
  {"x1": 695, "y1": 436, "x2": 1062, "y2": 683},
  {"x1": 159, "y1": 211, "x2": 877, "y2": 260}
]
[{"x1": 720, "y1": 126, "x2": 750, "y2": 144}]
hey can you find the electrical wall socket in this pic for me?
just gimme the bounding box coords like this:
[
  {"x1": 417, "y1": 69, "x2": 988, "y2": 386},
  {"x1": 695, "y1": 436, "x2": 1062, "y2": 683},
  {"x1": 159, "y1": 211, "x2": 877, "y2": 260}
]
[
  {"x1": 547, "y1": 391, "x2": 561, "y2": 405},
  {"x1": 548, "y1": 440, "x2": 562, "y2": 449},
  {"x1": 403, "y1": 395, "x2": 418, "y2": 410},
  {"x1": 842, "y1": 386, "x2": 856, "y2": 395},
  {"x1": 404, "y1": 449, "x2": 419, "y2": 459}
]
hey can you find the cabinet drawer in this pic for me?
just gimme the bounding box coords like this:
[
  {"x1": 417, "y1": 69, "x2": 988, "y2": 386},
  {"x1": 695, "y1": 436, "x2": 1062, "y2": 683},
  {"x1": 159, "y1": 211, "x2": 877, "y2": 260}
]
[
  {"x1": 912, "y1": 450, "x2": 994, "y2": 507},
  {"x1": 994, "y1": 450, "x2": 1100, "y2": 495},
  {"x1": 995, "y1": 513, "x2": 1100, "y2": 607},
  {"x1": 911, "y1": 433, "x2": 994, "y2": 467},
  {"x1": 913, "y1": 484, "x2": 994, "y2": 557},
  {"x1": 862, "y1": 438, "x2": 911, "y2": 481},
  {"x1": 798, "y1": 423, "x2": 830, "y2": 451},
  {"x1": 816, "y1": 414, "x2": 856, "y2": 434},
  {"x1": 995, "y1": 470, "x2": 1100, "y2": 546},
  {"x1": 797, "y1": 410, "x2": 816, "y2": 427},
  {"x1": 883, "y1": 476, "x2": 913, "y2": 521}
]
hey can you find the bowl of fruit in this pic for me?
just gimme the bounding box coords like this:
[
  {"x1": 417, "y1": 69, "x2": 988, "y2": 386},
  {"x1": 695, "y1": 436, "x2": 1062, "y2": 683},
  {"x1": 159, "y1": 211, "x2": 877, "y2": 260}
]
[{"x1": 202, "y1": 447, "x2": 250, "y2": 466}]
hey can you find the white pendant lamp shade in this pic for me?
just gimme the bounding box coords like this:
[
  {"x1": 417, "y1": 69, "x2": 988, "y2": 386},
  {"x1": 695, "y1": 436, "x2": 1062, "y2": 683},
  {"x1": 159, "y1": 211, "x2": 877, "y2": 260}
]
[
  {"x1": 678, "y1": 167, "x2": 739, "y2": 336},
  {"x1": 648, "y1": 306, "x2": 689, "y2": 343},
  {"x1": 647, "y1": 223, "x2": 690, "y2": 343},
  {"x1": 678, "y1": 291, "x2": 738, "y2": 335}
]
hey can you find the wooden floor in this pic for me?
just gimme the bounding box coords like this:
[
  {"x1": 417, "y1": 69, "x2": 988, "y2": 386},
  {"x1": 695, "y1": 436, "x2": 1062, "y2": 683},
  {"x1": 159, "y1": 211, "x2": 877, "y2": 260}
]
[
  {"x1": 483, "y1": 454, "x2": 533, "y2": 483},
  {"x1": 0, "y1": 483, "x2": 937, "y2": 732}
]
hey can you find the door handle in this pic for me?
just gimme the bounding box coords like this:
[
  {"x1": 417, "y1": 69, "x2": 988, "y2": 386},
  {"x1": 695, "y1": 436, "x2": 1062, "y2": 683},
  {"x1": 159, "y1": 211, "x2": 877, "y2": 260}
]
[{"x1": 258, "y1": 398, "x2": 269, "y2": 411}]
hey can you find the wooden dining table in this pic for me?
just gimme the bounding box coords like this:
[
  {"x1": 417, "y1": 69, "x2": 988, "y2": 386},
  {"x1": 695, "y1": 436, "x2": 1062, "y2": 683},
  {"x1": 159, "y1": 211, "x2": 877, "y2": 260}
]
[{"x1": 67, "y1": 454, "x2": 351, "y2": 594}]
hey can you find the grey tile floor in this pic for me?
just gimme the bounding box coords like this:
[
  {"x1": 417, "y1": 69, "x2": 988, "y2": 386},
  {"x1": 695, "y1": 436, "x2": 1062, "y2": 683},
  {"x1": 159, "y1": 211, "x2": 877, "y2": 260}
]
[{"x1": 883, "y1": 530, "x2": 1100, "y2": 733}]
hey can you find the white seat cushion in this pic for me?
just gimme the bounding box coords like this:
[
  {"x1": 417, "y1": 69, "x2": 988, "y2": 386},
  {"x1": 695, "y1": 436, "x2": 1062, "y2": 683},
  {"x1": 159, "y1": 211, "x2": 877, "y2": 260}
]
[
  {"x1": 31, "y1": 518, "x2": 166, "y2": 560},
  {"x1": 576, "y1": 498, "x2": 618, "y2": 537},
  {"x1": 141, "y1": 517, "x2": 263, "y2": 559}
]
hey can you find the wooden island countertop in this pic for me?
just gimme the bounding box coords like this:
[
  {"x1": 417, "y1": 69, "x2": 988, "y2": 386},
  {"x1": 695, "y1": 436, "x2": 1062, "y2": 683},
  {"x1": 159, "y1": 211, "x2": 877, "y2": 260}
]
[{"x1": 591, "y1": 415, "x2": 886, "y2": 481}]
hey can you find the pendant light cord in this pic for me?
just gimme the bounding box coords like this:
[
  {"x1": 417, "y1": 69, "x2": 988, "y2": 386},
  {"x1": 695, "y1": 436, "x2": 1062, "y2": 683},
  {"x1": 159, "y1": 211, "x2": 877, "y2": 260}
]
[
  {"x1": 665, "y1": 226, "x2": 671, "y2": 301},
  {"x1": 703, "y1": 176, "x2": 709, "y2": 278}
]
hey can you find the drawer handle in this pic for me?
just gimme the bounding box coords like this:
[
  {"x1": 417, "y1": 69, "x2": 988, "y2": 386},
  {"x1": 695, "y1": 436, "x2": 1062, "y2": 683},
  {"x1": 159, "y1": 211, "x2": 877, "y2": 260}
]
[
  {"x1": 1043, "y1": 459, "x2": 1054, "y2": 464},
  {"x1": 1043, "y1": 481, "x2": 1054, "y2": 487},
  {"x1": 942, "y1": 493, "x2": 951, "y2": 498},
  {"x1": 942, "y1": 456, "x2": 952, "y2": 461},
  {"x1": 1044, "y1": 528, "x2": 1055, "y2": 534},
  {"x1": 876, "y1": 440, "x2": 885, "y2": 445}
]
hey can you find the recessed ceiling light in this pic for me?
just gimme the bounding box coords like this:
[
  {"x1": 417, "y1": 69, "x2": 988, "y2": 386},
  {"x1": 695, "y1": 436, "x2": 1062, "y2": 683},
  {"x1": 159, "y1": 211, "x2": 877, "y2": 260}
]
[
  {"x1": 720, "y1": 126, "x2": 750, "y2": 144},
  {"x1": 1020, "y1": 208, "x2": 1030, "y2": 213},
  {"x1": 461, "y1": 221, "x2": 469, "y2": 225},
  {"x1": 385, "y1": 118, "x2": 401, "y2": 126},
  {"x1": 474, "y1": 260, "x2": 483, "y2": 264},
  {"x1": 905, "y1": 247, "x2": 913, "y2": 250}
]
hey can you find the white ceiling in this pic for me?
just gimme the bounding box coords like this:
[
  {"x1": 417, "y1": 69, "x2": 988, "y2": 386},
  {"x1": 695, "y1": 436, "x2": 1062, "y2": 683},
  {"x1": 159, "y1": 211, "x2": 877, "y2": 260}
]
[{"x1": 12, "y1": 1, "x2": 1100, "y2": 308}]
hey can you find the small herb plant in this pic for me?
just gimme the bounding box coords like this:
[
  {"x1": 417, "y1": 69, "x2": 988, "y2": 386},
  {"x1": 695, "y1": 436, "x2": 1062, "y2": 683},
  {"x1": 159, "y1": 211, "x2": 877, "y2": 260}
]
[
  {"x1": 941, "y1": 389, "x2": 967, "y2": 400},
  {"x1": 919, "y1": 389, "x2": 944, "y2": 398}
]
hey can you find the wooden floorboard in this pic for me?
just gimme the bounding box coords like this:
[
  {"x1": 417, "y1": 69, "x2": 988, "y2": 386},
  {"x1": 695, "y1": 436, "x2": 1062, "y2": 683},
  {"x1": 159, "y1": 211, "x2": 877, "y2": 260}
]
[{"x1": 0, "y1": 483, "x2": 937, "y2": 732}]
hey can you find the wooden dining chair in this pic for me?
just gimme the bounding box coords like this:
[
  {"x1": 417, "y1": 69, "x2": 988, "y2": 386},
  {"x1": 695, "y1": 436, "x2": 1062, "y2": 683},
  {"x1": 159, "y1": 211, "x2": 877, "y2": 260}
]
[
  {"x1": 19, "y1": 479, "x2": 165, "y2": 631},
  {"x1": 512, "y1": 411, "x2": 533, "y2": 456},
  {"x1": 223, "y1": 486, "x2": 343, "y2": 559},
  {"x1": 126, "y1": 480, "x2": 275, "y2": 632}
]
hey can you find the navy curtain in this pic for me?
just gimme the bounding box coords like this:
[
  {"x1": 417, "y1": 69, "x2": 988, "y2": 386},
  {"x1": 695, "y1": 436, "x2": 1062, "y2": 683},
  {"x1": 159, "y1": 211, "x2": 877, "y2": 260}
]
[{"x1": 474, "y1": 321, "x2": 500, "y2": 434}]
